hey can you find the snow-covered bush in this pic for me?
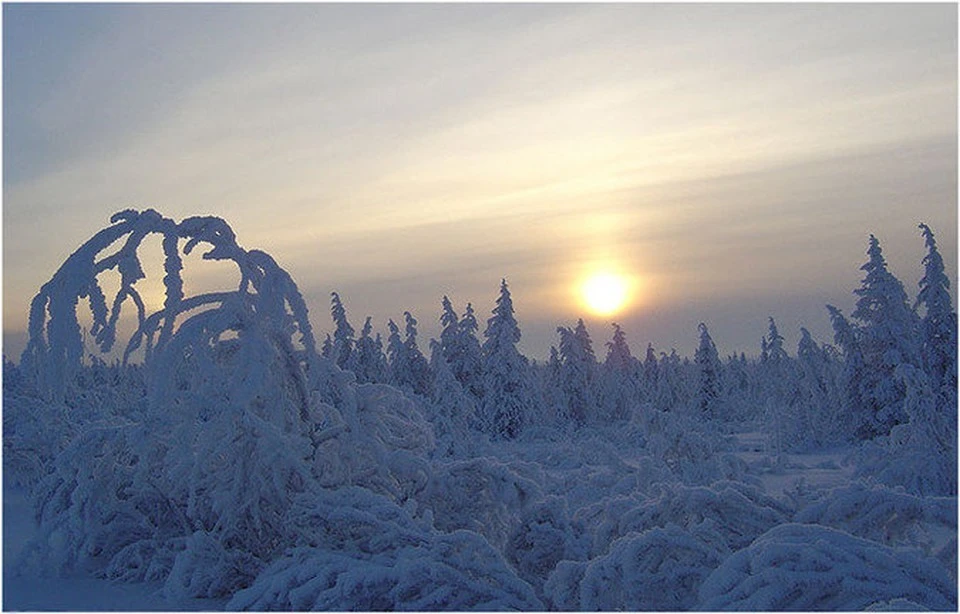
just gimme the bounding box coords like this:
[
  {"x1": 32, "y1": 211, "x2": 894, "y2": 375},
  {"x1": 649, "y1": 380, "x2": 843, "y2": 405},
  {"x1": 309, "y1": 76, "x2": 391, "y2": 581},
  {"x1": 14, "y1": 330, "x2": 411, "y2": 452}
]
[
  {"x1": 640, "y1": 407, "x2": 747, "y2": 484},
  {"x1": 228, "y1": 486, "x2": 541, "y2": 611},
  {"x1": 504, "y1": 495, "x2": 575, "y2": 592},
  {"x1": 699, "y1": 523, "x2": 957, "y2": 611},
  {"x1": 548, "y1": 523, "x2": 724, "y2": 611},
  {"x1": 617, "y1": 480, "x2": 791, "y2": 553},
  {"x1": 310, "y1": 382, "x2": 434, "y2": 502},
  {"x1": 423, "y1": 457, "x2": 542, "y2": 551},
  {"x1": 796, "y1": 482, "x2": 956, "y2": 552},
  {"x1": 853, "y1": 363, "x2": 957, "y2": 496}
]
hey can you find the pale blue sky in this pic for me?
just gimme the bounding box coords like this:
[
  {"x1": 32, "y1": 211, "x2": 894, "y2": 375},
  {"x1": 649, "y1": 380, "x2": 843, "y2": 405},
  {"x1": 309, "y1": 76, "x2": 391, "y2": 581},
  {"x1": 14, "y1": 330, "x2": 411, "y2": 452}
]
[{"x1": 4, "y1": 3, "x2": 957, "y2": 360}]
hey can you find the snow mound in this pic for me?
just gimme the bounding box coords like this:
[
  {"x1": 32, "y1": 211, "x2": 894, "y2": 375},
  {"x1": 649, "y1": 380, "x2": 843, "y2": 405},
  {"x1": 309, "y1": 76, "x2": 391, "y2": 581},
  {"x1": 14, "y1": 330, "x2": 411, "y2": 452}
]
[
  {"x1": 699, "y1": 523, "x2": 957, "y2": 611},
  {"x1": 617, "y1": 480, "x2": 791, "y2": 552},
  {"x1": 796, "y1": 482, "x2": 957, "y2": 550},
  {"x1": 545, "y1": 523, "x2": 723, "y2": 611},
  {"x1": 229, "y1": 489, "x2": 542, "y2": 613}
]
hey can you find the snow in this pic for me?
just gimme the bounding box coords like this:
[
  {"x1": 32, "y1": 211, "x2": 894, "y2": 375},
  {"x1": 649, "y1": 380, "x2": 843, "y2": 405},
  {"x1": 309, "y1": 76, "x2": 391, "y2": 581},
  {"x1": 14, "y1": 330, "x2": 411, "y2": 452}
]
[{"x1": 4, "y1": 209, "x2": 956, "y2": 611}]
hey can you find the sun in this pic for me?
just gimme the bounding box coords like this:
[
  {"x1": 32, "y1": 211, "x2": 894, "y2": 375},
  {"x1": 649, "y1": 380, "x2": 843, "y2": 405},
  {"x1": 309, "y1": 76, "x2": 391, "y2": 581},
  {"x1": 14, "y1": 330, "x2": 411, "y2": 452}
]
[{"x1": 581, "y1": 272, "x2": 630, "y2": 316}]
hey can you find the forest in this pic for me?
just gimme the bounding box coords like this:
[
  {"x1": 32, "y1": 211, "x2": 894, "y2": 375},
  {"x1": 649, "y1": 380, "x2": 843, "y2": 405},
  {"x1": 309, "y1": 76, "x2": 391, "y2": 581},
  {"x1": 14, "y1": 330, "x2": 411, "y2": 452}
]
[{"x1": 3, "y1": 209, "x2": 957, "y2": 610}]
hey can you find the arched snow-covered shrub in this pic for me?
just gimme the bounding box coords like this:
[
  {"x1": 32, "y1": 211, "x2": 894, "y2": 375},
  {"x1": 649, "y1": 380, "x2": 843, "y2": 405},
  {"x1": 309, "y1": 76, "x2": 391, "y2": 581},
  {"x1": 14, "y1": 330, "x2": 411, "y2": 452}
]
[
  {"x1": 795, "y1": 482, "x2": 956, "y2": 552},
  {"x1": 423, "y1": 457, "x2": 543, "y2": 551},
  {"x1": 310, "y1": 383, "x2": 434, "y2": 502},
  {"x1": 228, "y1": 486, "x2": 541, "y2": 611},
  {"x1": 505, "y1": 495, "x2": 576, "y2": 592},
  {"x1": 16, "y1": 210, "x2": 344, "y2": 599},
  {"x1": 565, "y1": 524, "x2": 724, "y2": 611},
  {"x1": 698, "y1": 523, "x2": 957, "y2": 611},
  {"x1": 615, "y1": 480, "x2": 791, "y2": 553}
]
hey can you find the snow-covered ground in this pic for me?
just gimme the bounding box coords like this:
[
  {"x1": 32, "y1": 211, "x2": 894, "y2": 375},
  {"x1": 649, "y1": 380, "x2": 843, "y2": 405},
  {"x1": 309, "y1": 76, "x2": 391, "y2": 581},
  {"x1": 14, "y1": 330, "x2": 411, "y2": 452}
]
[
  {"x1": 4, "y1": 483, "x2": 227, "y2": 611},
  {"x1": 4, "y1": 425, "x2": 953, "y2": 611}
]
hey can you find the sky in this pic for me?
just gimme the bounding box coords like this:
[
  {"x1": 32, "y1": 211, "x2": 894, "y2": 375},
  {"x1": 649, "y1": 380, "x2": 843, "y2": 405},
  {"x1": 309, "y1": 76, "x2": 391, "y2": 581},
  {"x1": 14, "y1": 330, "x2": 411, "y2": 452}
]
[{"x1": 3, "y1": 3, "x2": 957, "y2": 361}]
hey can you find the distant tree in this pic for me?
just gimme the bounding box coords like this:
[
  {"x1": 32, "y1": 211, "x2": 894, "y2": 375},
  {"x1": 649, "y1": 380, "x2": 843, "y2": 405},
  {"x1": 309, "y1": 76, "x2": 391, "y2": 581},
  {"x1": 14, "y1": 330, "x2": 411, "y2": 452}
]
[
  {"x1": 600, "y1": 323, "x2": 639, "y2": 422},
  {"x1": 321, "y1": 333, "x2": 336, "y2": 363},
  {"x1": 455, "y1": 302, "x2": 484, "y2": 400},
  {"x1": 827, "y1": 304, "x2": 865, "y2": 439},
  {"x1": 542, "y1": 345, "x2": 566, "y2": 424},
  {"x1": 403, "y1": 311, "x2": 433, "y2": 397},
  {"x1": 642, "y1": 343, "x2": 659, "y2": 397},
  {"x1": 916, "y1": 223, "x2": 957, "y2": 394},
  {"x1": 427, "y1": 339, "x2": 475, "y2": 456},
  {"x1": 481, "y1": 279, "x2": 534, "y2": 439},
  {"x1": 330, "y1": 292, "x2": 357, "y2": 372},
  {"x1": 439, "y1": 296, "x2": 460, "y2": 366},
  {"x1": 556, "y1": 323, "x2": 598, "y2": 427},
  {"x1": 354, "y1": 317, "x2": 389, "y2": 384},
  {"x1": 694, "y1": 323, "x2": 722, "y2": 418},
  {"x1": 764, "y1": 318, "x2": 788, "y2": 365},
  {"x1": 604, "y1": 323, "x2": 632, "y2": 372},
  {"x1": 850, "y1": 234, "x2": 922, "y2": 438}
]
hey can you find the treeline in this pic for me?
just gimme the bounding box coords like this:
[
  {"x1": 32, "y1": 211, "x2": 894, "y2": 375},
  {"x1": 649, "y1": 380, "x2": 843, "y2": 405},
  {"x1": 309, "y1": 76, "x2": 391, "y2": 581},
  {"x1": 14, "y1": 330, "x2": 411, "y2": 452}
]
[{"x1": 316, "y1": 224, "x2": 957, "y2": 456}]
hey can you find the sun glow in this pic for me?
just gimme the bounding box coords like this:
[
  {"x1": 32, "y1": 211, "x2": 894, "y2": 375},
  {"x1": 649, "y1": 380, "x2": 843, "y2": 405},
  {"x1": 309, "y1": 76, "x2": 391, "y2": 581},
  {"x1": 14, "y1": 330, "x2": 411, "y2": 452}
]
[{"x1": 581, "y1": 271, "x2": 631, "y2": 316}]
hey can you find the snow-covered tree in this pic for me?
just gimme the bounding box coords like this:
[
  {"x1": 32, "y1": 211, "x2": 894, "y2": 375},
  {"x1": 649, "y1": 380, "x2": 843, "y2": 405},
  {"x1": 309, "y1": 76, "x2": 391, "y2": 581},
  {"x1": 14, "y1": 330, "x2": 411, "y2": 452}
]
[
  {"x1": 427, "y1": 338, "x2": 475, "y2": 457},
  {"x1": 329, "y1": 292, "x2": 357, "y2": 373},
  {"x1": 694, "y1": 323, "x2": 722, "y2": 418},
  {"x1": 481, "y1": 279, "x2": 534, "y2": 439},
  {"x1": 386, "y1": 313, "x2": 432, "y2": 397},
  {"x1": 850, "y1": 234, "x2": 922, "y2": 438},
  {"x1": 354, "y1": 317, "x2": 388, "y2": 384},
  {"x1": 437, "y1": 295, "x2": 459, "y2": 364},
  {"x1": 641, "y1": 343, "x2": 659, "y2": 398},
  {"x1": 556, "y1": 320, "x2": 599, "y2": 427},
  {"x1": 599, "y1": 323, "x2": 639, "y2": 422},
  {"x1": 916, "y1": 223, "x2": 957, "y2": 394},
  {"x1": 454, "y1": 302, "x2": 484, "y2": 400}
]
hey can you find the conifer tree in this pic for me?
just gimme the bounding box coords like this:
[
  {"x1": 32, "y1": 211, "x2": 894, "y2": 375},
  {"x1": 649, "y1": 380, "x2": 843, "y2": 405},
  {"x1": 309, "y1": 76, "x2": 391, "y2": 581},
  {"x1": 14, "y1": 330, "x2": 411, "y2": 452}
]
[
  {"x1": 481, "y1": 279, "x2": 533, "y2": 439},
  {"x1": 557, "y1": 324, "x2": 598, "y2": 426},
  {"x1": 330, "y1": 292, "x2": 357, "y2": 372},
  {"x1": 694, "y1": 322, "x2": 722, "y2": 418},
  {"x1": 354, "y1": 316, "x2": 388, "y2": 384},
  {"x1": 386, "y1": 319, "x2": 406, "y2": 388},
  {"x1": 604, "y1": 323, "x2": 632, "y2": 372},
  {"x1": 642, "y1": 343, "x2": 659, "y2": 398},
  {"x1": 439, "y1": 296, "x2": 460, "y2": 367},
  {"x1": 455, "y1": 302, "x2": 484, "y2": 400},
  {"x1": 916, "y1": 223, "x2": 957, "y2": 393},
  {"x1": 601, "y1": 323, "x2": 638, "y2": 422},
  {"x1": 827, "y1": 305, "x2": 865, "y2": 440},
  {"x1": 402, "y1": 311, "x2": 433, "y2": 397},
  {"x1": 850, "y1": 234, "x2": 922, "y2": 437}
]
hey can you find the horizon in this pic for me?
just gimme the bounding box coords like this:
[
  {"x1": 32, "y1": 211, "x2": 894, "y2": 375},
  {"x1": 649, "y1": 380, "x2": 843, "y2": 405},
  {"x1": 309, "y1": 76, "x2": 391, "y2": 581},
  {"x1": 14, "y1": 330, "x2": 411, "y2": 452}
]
[{"x1": 3, "y1": 3, "x2": 957, "y2": 362}]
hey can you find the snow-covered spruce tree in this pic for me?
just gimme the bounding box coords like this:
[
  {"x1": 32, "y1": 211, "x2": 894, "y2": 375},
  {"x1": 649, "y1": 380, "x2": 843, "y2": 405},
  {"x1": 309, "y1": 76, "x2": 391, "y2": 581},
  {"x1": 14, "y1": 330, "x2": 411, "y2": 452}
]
[
  {"x1": 438, "y1": 295, "x2": 460, "y2": 366},
  {"x1": 849, "y1": 234, "x2": 922, "y2": 438},
  {"x1": 354, "y1": 316, "x2": 389, "y2": 384},
  {"x1": 426, "y1": 338, "x2": 475, "y2": 457},
  {"x1": 826, "y1": 304, "x2": 864, "y2": 440},
  {"x1": 641, "y1": 343, "x2": 659, "y2": 400},
  {"x1": 403, "y1": 311, "x2": 433, "y2": 397},
  {"x1": 329, "y1": 292, "x2": 358, "y2": 373},
  {"x1": 916, "y1": 223, "x2": 957, "y2": 396},
  {"x1": 455, "y1": 301, "x2": 484, "y2": 400},
  {"x1": 694, "y1": 322, "x2": 722, "y2": 418},
  {"x1": 599, "y1": 323, "x2": 640, "y2": 422},
  {"x1": 795, "y1": 326, "x2": 844, "y2": 446},
  {"x1": 653, "y1": 349, "x2": 688, "y2": 412},
  {"x1": 556, "y1": 320, "x2": 599, "y2": 427},
  {"x1": 481, "y1": 279, "x2": 535, "y2": 439},
  {"x1": 760, "y1": 317, "x2": 804, "y2": 453},
  {"x1": 386, "y1": 312, "x2": 433, "y2": 396}
]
